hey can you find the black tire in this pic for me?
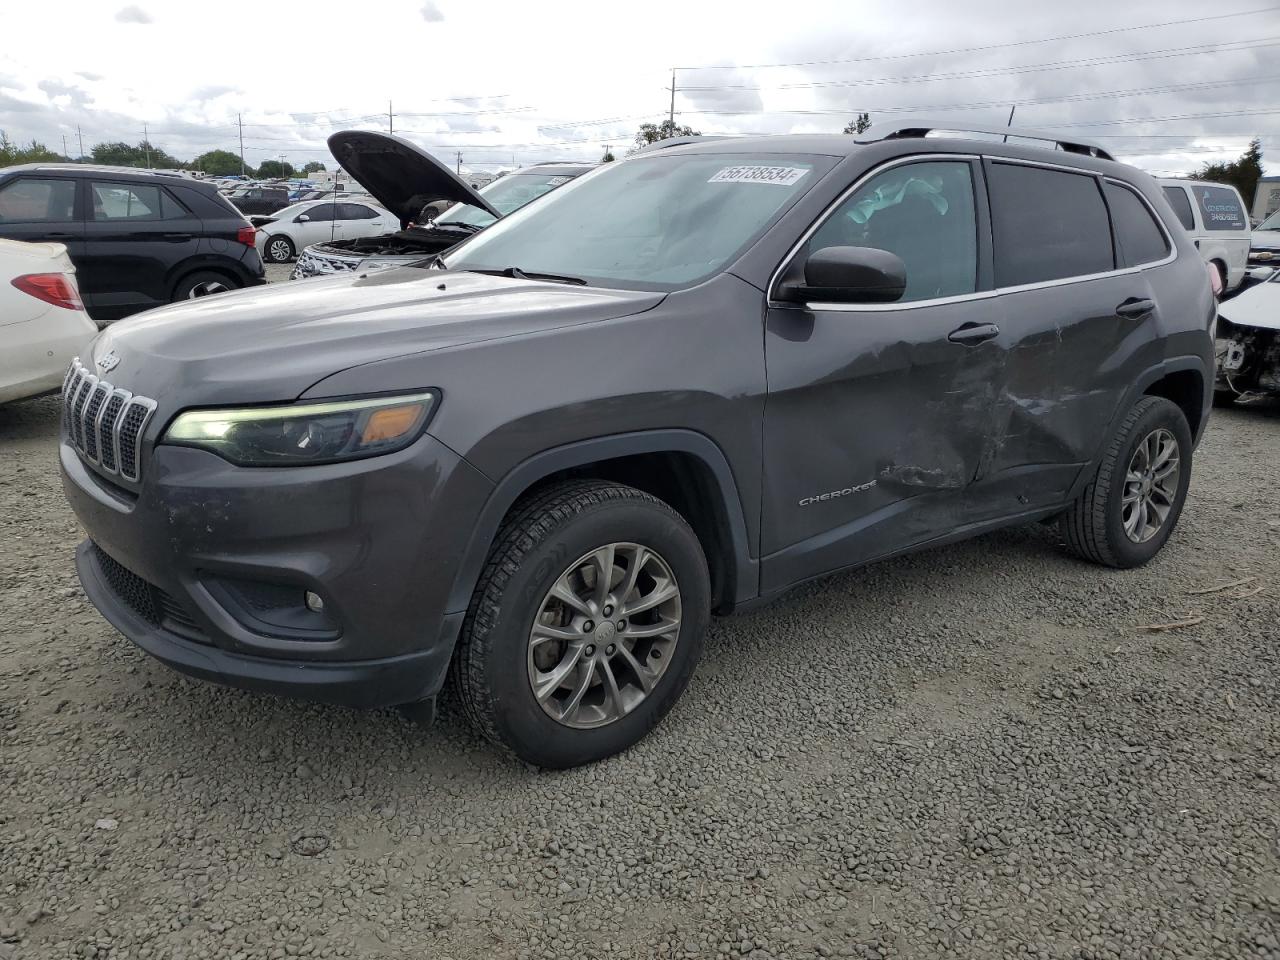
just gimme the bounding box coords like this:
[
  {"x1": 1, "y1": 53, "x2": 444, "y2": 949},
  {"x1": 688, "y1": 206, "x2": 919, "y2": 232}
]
[
  {"x1": 263, "y1": 235, "x2": 295, "y2": 263},
  {"x1": 172, "y1": 270, "x2": 239, "y2": 303},
  {"x1": 452, "y1": 479, "x2": 710, "y2": 768},
  {"x1": 1213, "y1": 388, "x2": 1239, "y2": 407},
  {"x1": 1060, "y1": 396, "x2": 1193, "y2": 569}
]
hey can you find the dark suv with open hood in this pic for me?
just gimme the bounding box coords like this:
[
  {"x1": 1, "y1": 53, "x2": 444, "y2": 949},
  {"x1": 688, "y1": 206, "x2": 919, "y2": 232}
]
[
  {"x1": 290, "y1": 131, "x2": 592, "y2": 278},
  {"x1": 62, "y1": 124, "x2": 1215, "y2": 768}
]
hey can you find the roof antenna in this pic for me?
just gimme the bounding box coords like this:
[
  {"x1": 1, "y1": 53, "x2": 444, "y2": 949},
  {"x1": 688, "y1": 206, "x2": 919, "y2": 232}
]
[{"x1": 1003, "y1": 105, "x2": 1016, "y2": 143}]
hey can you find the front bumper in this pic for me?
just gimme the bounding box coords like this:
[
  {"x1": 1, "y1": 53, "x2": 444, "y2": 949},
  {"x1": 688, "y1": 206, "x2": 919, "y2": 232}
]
[{"x1": 62, "y1": 431, "x2": 493, "y2": 708}]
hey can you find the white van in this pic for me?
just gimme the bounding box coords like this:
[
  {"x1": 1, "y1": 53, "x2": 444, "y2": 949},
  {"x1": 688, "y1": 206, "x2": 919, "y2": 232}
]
[{"x1": 1158, "y1": 179, "x2": 1251, "y2": 293}]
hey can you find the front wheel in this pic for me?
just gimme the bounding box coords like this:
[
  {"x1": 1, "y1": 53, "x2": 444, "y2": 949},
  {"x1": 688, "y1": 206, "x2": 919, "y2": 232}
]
[
  {"x1": 263, "y1": 234, "x2": 295, "y2": 263},
  {"x1": 1061, "y1": 396, "x2": 1193, "y2": 568},
  {"x1": 452, "y1": 480, "x2": 710, "y2": 768}
]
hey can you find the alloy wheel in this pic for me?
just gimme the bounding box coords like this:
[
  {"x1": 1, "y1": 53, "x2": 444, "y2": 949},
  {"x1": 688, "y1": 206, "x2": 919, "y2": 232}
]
[
  {"x1": 187, "y1": 280, "x2": 230, "y2": 299},
  {"x1": 527, "y1": 542, "x2": 682, "y2": 729},
  {"x1": 1122, "y1": 427, "x2": 1180, "y2": 543},
  {"x1": 267, "y1": 239, "x2": 292, "y2": 262}
]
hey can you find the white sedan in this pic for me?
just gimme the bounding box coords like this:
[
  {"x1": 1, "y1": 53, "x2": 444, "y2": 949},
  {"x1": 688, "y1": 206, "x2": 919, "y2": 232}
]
[
  {"x1": 254, "y1": 198, "x2": 398, "y2": 264},
  {"x1": 0, "y1": 238, "x2": 98, "y2": 405}
]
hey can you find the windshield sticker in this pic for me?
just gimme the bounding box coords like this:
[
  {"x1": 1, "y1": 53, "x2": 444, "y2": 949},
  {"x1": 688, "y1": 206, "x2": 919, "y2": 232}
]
[
  {"x1": 544, "y1": 176, "x2": 572, "y2": 186},
  {"x1": 708, "y1": 165, "x2": 810, "y2": 186}
]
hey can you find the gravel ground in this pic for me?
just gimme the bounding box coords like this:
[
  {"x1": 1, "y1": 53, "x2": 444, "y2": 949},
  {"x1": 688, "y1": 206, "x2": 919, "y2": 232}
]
[{"x1": 2, "y1": 390, "x2": 1279, "y2": 960}]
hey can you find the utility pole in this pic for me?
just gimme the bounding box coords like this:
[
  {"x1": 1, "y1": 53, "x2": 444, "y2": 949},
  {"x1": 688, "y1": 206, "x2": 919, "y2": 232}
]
[
  {"x1": 61, "y1": 134, "x2": 68, "y2": 160},
  {"x1": 388, "y1": 99, "x2": 393, "y2": 135},
  {"x1": 143, "y1": 123, "x2": 151, "y2": 168},
  {"x1": 668, "y1": 68, "x2": 676, "y2": 131},
  {"x1": 76, "y1": 125, "x2": 84, "y2": 162},
  {"x1": 456, "y1": 151, "x2": 462, "y2": 175},
  {"x1": 237, "y1": 113, "x2": 246, "y2": 176}
]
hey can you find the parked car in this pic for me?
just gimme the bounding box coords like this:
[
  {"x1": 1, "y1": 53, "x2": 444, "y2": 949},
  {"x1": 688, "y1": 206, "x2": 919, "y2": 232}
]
[
  {"x1": 0, "y1": 238, "x2": 97, "y2": 404},
  {"x1": 1158, "y1": 179, "x2": 1251, "y2": 293},
  {"x1": 252, "y1": 198, "x2": 397, "y2": 263},
  {"x1": 1214, "y1": 266, "x2": 1280, "y2": 403},
  {"x1": 1249, "y1": 207, "x2": 1280, "y2": 267},
  {"x1": 61, "y1": 124, "x2": 1214, "y2": 768},
  {"x1": 0, "y1": 164, "x2": 266, "y2": 324},
  {"x1": 291, "y1": 132, "x2": 591, "y2": 278},
  {"x1": 227, "y1": 185, "x2": 292, "y2": 216}
]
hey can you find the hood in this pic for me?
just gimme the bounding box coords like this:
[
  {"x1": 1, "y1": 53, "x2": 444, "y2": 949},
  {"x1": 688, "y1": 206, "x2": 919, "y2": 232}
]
[
  {"x1": 1252, "y1": 227, "x2": 1280, "y2": 249},
  {"x1": 328, "y1": 130, "x2": 500, "y2": 226},
  {"x1": 89, "y1": 269, "x2": 664, "y2": 407},
  {"x1": 1219, "y1": 277, "x2": 1280, "y2": 331}
]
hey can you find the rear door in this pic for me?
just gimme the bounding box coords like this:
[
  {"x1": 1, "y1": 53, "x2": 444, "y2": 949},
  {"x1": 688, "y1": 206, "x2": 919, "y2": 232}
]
[
  {"x1": 761, "y1": 156, "x2": 1006, "y2": 592},
  {"x1": 1192, "y1": 184, "x2": 1250, "y2": 290},
  {"x1": 972, "y1": 160, "x2": 1170, "y2": 519},
  {"x1": 82, "y1": 179, "x2": 203, "y2": 318},
  {"x1": 336, "y1": 202, "x2": 388, "y2": 239}
]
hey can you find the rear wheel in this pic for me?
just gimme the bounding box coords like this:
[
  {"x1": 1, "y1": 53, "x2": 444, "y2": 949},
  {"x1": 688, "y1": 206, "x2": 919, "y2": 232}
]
[
  {"x1": 1061, "y1": 396, "x2": 1193, "y2": 568},
  {"x1": 264, "y1": 235, "x2": 295, "y2": 263},
  {"x1": 452, "y1": 480, "x2": 710, "y2": 768},
  {"x1": 172, "y1": 271, "x2": 238, "y2": 302}
]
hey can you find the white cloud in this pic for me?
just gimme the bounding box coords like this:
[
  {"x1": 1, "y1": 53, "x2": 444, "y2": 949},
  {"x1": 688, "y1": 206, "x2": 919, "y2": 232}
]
[
  {"x1": 114, "y1": 5, "x2": 152, "y2": 23},
  {"x1": 420, "y1": 1, "x2": 444, "y2": 22}
]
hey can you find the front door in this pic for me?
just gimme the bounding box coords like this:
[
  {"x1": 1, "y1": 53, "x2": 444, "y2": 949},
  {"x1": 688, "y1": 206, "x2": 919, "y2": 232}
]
[{"x1": 761, "y1": 157, "x2": 1004, "y2": 594}]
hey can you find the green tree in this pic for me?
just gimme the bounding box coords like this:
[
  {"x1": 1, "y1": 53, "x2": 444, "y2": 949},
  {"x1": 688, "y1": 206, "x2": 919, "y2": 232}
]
[
  {"x1": 90, "y1": 140, "x2": 183, "y2": 169},
  {"x1": 0, "y1": 134, "x2": 65, "y2": 168},
  {"x1": 190, "y1": 149, "x2": 245, "y2": 176},
  {"x1": 1193, "y1": 139, "x2": 1264, "y2": 206},
  {"x1": 256, "y1": 159, "x2": 295, "y2": 179},
  {"x1": 302, "y1": 160, "x2": 326, "y2": 174},
  {"x1": 632, "y1": 119, "x2": 701, "y2": 150},
  {"x1": 842, "y1": 112, "x2": 872, "y2": 135},
  {"x1": 601, "y1": 147, "x2": 616, "y2": 163}
]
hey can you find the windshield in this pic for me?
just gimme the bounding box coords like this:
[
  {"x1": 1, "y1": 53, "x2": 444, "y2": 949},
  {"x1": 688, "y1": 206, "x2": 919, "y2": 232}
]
[
  {"x1": 444, "y1": 153, "x2": 833, "y2": 289},
  {"x1": 436, "y1": 171, "x2": 582, "y2": 228},
  {"x1": 1259, "y1": 209, "x2": 1280, "y2": 231}
]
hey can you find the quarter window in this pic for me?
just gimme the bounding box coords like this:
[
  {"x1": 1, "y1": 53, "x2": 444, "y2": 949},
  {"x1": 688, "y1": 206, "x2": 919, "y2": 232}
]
[
  {"x1": 805, "y1": 160, "x2": 978, "y2": 303},
  {"x1": 1162, "y1": 186, "x2": 1196, "y2": 231},
  {"x1": 1194, "y1": 185, "x2": 1246, "y2": 231},
  {"x1": 1105, "y1": 183, "x2": 1170, "y2": 267},
  {"x1": 0, "y1": 178, "x2": 77, "y2": 223},
  {"x1": 989, "y1": 163, "x2": 1114, "y2": 287}
]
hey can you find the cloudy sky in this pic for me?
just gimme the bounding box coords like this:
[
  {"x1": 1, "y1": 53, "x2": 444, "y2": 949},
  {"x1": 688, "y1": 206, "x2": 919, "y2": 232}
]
[{"x1": 1, "y1": 0, "x2": 1276, "y2": 176}]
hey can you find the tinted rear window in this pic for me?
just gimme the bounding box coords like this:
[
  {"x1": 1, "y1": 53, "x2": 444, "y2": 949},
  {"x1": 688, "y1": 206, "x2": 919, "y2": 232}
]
[
  {"x1": 1194, "y1": 185, "x2": 1246, "y2": 231},
  {"x1": 1162, "y1": 186, "x2": 1196, "y2": 231},
  {"x1": 1105, "y1": 183, "x2": 1170, "y2": 267},
  {"x1": 989, "y1": 162, "x2": 1114, "y2": 287}
]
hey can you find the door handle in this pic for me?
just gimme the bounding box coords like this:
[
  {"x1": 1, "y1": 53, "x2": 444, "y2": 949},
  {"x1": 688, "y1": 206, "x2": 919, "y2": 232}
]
[
  {"x1": 162, "y1": 232, "x2": 193, "y2": 241},
  {"x1": 948, "y1": 321, "x2": 1000, "y2": 344},
  {"x1": 45, "y1": 232, "x2": 74, "y2": 238},
  {"x1": 1115, "y1": 297, "x2": 1155, "y2": 319}
]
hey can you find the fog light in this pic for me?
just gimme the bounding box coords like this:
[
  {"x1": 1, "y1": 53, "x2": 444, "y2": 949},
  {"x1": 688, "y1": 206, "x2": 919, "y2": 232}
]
[{"x1": 304, "y1": 591, "x2": 325, "y2": 613}]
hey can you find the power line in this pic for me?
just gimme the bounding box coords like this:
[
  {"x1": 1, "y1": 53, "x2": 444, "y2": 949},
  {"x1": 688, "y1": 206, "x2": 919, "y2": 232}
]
[{"x1": 674, "y1": 5, "x2": 1280, "y2": 70}]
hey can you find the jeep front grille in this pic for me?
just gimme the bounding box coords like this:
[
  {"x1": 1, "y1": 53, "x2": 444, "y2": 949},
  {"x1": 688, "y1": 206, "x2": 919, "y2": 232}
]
[{"x1": 62, "y1": 358, "x2": 157, "y2": 482}]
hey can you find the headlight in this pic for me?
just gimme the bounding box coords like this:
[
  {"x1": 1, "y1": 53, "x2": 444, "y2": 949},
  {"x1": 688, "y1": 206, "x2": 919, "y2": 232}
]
[{"x1": 163, "y1": 391, "x2": 437, "y2": 466}]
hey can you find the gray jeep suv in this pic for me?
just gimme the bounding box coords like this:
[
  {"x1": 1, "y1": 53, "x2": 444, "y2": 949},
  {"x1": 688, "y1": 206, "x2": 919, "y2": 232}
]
[{"x1": 61, "y1": 124, "x2": 1215, "y2": 768}]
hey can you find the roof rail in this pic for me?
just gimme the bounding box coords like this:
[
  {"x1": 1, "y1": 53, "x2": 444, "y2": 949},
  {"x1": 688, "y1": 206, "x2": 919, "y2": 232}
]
[{"x1": 877, "y1": 121, "x2": 1114, "y2": 162}]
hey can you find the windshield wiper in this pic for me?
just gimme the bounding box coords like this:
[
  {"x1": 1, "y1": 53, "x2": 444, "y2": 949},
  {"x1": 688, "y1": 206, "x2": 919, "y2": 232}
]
[
  {"x1": 432, "y1": 221, "x2": 484, "y2": 233},
  {"x1": 468, "y1": 266, "x2": 587, "y2": 286}
]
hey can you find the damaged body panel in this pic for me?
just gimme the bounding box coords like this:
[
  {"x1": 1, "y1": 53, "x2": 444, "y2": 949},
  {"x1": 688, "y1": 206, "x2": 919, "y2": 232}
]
[{"x1": 1216, "y1": 270, "x2": 1280, "y2": 397}]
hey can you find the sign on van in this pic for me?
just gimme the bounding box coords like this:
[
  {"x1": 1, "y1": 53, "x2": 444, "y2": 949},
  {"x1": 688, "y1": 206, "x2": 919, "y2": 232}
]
[{"x1": 1196, "y1": 186, "x2": 1246, "y2": 231}]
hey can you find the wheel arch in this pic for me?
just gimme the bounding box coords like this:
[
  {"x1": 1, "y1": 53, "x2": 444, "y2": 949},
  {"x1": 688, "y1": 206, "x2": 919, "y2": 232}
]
[{"x1": 444, "y1": 431, "x2": 759, "y2": 617}]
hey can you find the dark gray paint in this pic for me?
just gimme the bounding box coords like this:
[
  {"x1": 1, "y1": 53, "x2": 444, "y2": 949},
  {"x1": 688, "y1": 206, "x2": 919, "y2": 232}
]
[{"x1": 61, "y1": 134, "x2": 1215, "y2": 707}]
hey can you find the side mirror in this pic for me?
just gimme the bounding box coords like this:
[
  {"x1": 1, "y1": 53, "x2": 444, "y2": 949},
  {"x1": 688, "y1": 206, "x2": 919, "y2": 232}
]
[
  {"x1": 295, "y1": 214, "x2": 311, "y2": 223},
  {"x1": 778, "y1": 246, "x2": 906, "y2": 304}
]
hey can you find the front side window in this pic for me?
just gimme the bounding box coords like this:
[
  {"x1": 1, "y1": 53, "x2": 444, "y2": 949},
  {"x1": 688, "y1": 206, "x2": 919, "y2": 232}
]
[
  {"x1": 90, "y1": 182, "x2": 165, "y2": 221},
  {"x1": 0, "y1": 178, "x2": 77, "y2": 223},
  {"x1": 1195, "y1": 185, "x2": 1247, "y2": 231},
  {"x1": 445, "y1": 152, "x2": 835, "y2": 291},
  {"x1": 1162, "y1": 186, "x2": 1196, "y2": 231},
  {"x1": 989, "y1": 163, "x2": 1114, "y2": 287},
  {"x1": 803, "y1": 160, "x2": 978, "y2": 303},
  {"x1": 302, "y1": 204, "x2": 334, "y2": 222},
  {"x1": 1105, "y1": 183, "x2": 1170, "y2": 267}
]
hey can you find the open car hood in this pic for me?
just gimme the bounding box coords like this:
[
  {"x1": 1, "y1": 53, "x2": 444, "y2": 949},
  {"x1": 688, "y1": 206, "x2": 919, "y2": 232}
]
[
  {"x1": 327, "y1": 130, "x2": 500, "y2": 225},
  {"x1": 1219, "y1": 277, "x2": 1280, "y2": 331}
]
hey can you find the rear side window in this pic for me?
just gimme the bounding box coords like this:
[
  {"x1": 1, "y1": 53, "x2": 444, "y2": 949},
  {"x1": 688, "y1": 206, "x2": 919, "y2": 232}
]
[
  {"x1": 1194, "y1": 185, "x2": 1247, "y2": 231},
  {"x1": 988, "y1": 162, "x2": 1113, "y2": 287},
  {"x1": 90, "y1": 182, "x2": 172, "y2": 221},
  {"x1": 1105, "y1": 183, "x2": 1170, "y2": 267},
  {"x1": 1162, "y1": 186, "x2": 1196, "y2": 231},
  {"x1": 339, "y1": 203, "x2": 378, "y2": 220},
  {"x1": 0, "y1": 178, "x2": 77, "y2": 223}
]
